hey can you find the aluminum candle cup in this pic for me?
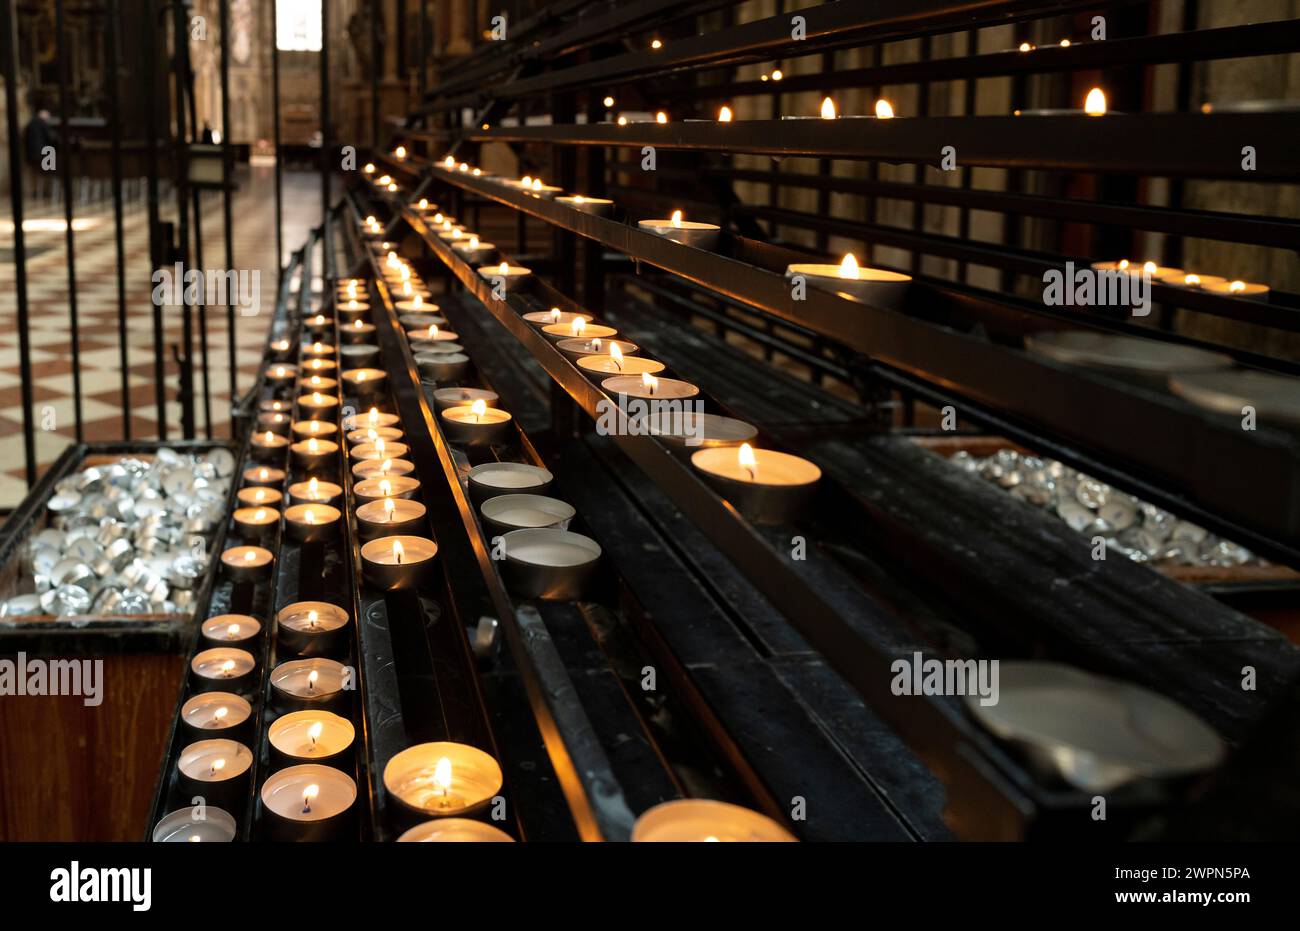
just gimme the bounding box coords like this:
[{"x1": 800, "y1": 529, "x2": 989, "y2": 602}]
[
  {"x1": 177, "y1": 738, "x2": 253, "y2": 810},
  {"x1": 301, "y1": 340, "x2": 335, "y2": 359},
  {"x1": 1204, "y1": 278, "x2": 1270, "y2": 301},
  {"x1": 191, "y1": 647, "x2": 257, "y2": 693},
  {"x1": 499, "y1": 529, "x2": 602, "y2": 600},
  {"x1": 639, "y1": 411, "x2": 758, "y2": 454},
  {"x1": 261, "y1": 764, "x2": 358, "y2": 842},
  {"x1": 398, "y1": 312, "x2": 447, "y2": 330},
  {"x1": 356, "y1": 496, "x2": 428, "y2": 540},
  {"x1": 201, "y1": 613, "x2": 262, "y2": 648},
  {"x1": 221, "y1": 545, "x2": 274, "y2": 583},
  {"x1": 152, "y1": 807, "x2": 238, "y2": 843},
  {"x1": 415, "y1": 352, "x2": 470, "y2": 383},
  {"x1": 383, "y1": 742, "x2": 504, "y2": 820},
  {"x1": 301, "y1": 357, "x2": 337, "y2": 376},
  {"x1": 337, "y1": 300, "x2": 371, "y2": 317},
  {"x1": 339, "y1": 344, "x2": 381, "y2": 369},
  {"x1": 270, "y1": 658, "x2": 350, "y2": 713},
  {"x1": 297, "y1": 392, "x2": 340, "y2": 420},
  {"x1": 233, "y1": 506, "x2": 279, "y2": 543},
  {"x1": 360, "y1": 535, "x2": 438, "y2": 590},
  {"x1": 542, "y1": 320, "x2": 618, "y2": 343},
  {"x1": 467, "y1": 462, "x2": 553, "y2": 504},
  {"x1": 557, "y1": 337, "x2": 639, "y2": 362},
  {"x1": 341, "y1": 368, "x2": 388, "y2": 398},
  {"x1": 284, "y1": 503, "x2": 342, "y2": 544},
  {"x1": 784, "y1": 262, "x2": 912, "y2": 309},
  {"x1": 340, "y1": 319, "x2": 376, "y2": 343},
  {"x1": 602, "y1": 374, "x2": 699, "y2": 401},
  {"x1": 277, "y1": 601, "x2": 351, "y2": 656},
  {"x1": 298, "y1": 374, "x2": 339, "y2": 395},
  {"x1": 691, "y1": 445, "x2": 821, "y2": 524},
  {"x1": 237, "y1": 485, "x2": 283, "y2": 509},
  {"x1": 404, "y1": 324, "x2": 460, "y2": 344},
  {"x1": 556, "y1": 195, "x2": 614, "y2": 216},
  {"x1": 441, "y1": 403, "x2": 514, "y2": 446},
  {"x1": 638, "y1": 217, "x2": 720, "y2": 250},
  {"x1": 1169, "y1": 370, "x2": 1300, "y2": 427},
  {"x1": 268, "y1": 711, "x2": 355, "y2": 770},
  {"x1": 257, "y1": 411, "x2": 291, "y2": 435},
  {"x1": 578, "y1": 353, "x2": 665, "y2": 378},
  {"x1": 432, "y1": 386, "x2": 499, "y2": 413},
  {"x1": 265, "y1": 364, "x2": 298, "y2": 392},
  {"x1": 354, "y1": 475, "x2": 421, "y2": 502},
  {"x1": 351, "y1": 440, "x2": 411, "y2": 462},
  {"x1": 287, "y1": 477, "x2": 343, "y2": 506},
  {"x1": 632, "y1": 799, "x2": 798, "y2": 842},
  {"x1": 290, "y1": 438, "x2": 339, "y2": 473},
  {"x1": 346, "y1": 426, "x2": 404, "y2": 446},
  {"x1": 394, "y1": 295, "x2": 441, "y2": 314},
  {"x1": 1025, "y1": 331, "x2": 1232, "y2": 382},
  {"x1": 523, "y1": 309, "x2": 592, "y2": 328},
  {"x1": 480, "y1": 495, "x2": 575, "y2": 536},
  {"x1": 352, "y1": 459, "x2": 417, "y2": 482},
  {"x1": 398, "y1": 819, "x2": 515, "y2": 842},
  {"x1": 409, "y1": 340, "x2": 463, "y2": 357},
  {"x1": 476, "y1": 263, "x2": 532, "y2": 292},
  {"x1": 344, "y1": 410, "x2": 400, "y2": 431},
  {"x1": 304, "y1": 313, "x2": 334, "y2": 335},
  {"x1": 180, "y1": 691, "x2": 253, "y2": 743},
  {"x1": 250, "y1": 430, "x2": 290, "y2": 462},
  {"x1": 242, "y1": 465, "x2": 286, "y2": 487},
  {"x1": 291, "y1": 419, "x2": 339, "y2": 441}
]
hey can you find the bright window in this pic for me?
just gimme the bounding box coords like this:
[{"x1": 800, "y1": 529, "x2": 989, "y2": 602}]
[{"x1": 276, "y1": 0, "x2": 322, "y2": 52}]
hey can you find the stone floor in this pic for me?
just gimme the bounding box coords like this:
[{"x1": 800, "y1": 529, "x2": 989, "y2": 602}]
[{"x1": 0, "y1": 163, "x2": 322, "y2": 508}]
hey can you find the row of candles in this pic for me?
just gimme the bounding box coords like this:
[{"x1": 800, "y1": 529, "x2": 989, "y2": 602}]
[{"x1": 376, "y1": 188, "x2": 824, "y2": 526}]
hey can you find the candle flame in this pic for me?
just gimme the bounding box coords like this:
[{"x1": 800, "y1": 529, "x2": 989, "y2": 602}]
[
  {"x1": 212, "y1": 758, "x2": 226, "y2": 772},
  {"x1": 471, "y1": 399, "x2": 488, "y2": 419},
  {"x1": 380, "y1": 459, "x2": 392, "y2": 474},
  {"x1": 308, "y1": 669, "x2": 318, "y2": 688},
  {"x1": 364, "y1": 164, "x2": 375, "y2": 174},
  {"x1": 1084, "y1": 87, "x2": 1107, "y2": 116},
  {"x1": 308, "y1": 476, "x2": 319, "y2": 494},
  {"x1": 444, "y1": 155, "x2": 455, "y2": 168},
  {"x1": 434, "y1": 757, "x2": 453, "y2": 792},
  {"x1": 227, "y1": 623, "x2": 240, "y2": 638},
  {"x1": 610, "y1": 342, "x2": 625, "y2": 369},
  {"x1": 592, "y1": 337, "x2": 602, "y2": 352},
  {"x1": 531, "y1": 178, "x2": 543, "y2": 191},
  {"x1": 383, "y1": 497, "x2": 396, "y2": 519},
  {"x1": 379, "y1": 479, "x2": 393, "y2": 496},
  {"x1": 303, "y1": 784, "x2": 319, "y2": 810},
  {"x1": 718, "y1": 106, "x2": 733, "y2": 122},
  {"x1": 642, "y1": 372, "x2": 658, "y2": 394},
  {"x1": 214, "y1": 706, "x2": 228, "y2": 721},
  {"x1": 1018, "y1": 42, "x2": 1033, "y2": 52},
  {"x1": 839, "y1": 253, "x2": 861, "y2": 279},
  {"x1": 468, "y1": 236, "x2": 479, "y2": 249},
  {"x1": 1142, "y1": 261, "x2": 1158, "y2": 275},
  {"x1": 1185, "y1": 273, "x2": 1201, "y2": 286},
  {"x1": 221, "y1": 659, "x2": 236, "y2": 673},
  {"x1": 312, "y1": 392, "x2": 323, "y2": 404},
  {"x1": 264, "y1": 431, "x2": 274, "y2": 443},
  {"x1": 875, "y1": 99, "x2": 895, "y2": 119},
  {"x1": 243, "y1": 551, "x2": 256, "y2": 562},
  {"x1": 1229, "y1": 280, "x2": 1246, "y2": 293},
  {"x1": 571, "y1": 317, "x2": 586, "y2": 337},
  {"x1": 499, "y1": 261, "x2": 509, "y2": 274},
  {"x1": 418, "y1": 198, "x2": 428, "y2": 209},
  {"x1": 656, "y1": 111, "x2": 667, "y2": 124},
  {"x1": 259, "y1": 468, "x2": 269, "y2": 479},
  {"x1": 254, "y1": 508, "x2": 267, "y2": 521},
  {"x1": 820, "y1": 97, "x2": 837, "y2": 119},
  {"x1": 550, "y1": 307, "x2": 562, "y2": 323},
  {"x1": 433, "y1": 212, "x2": 444, "y2": 224},
  {"x1": 368, "y1": 407, "x2": 379, "y2": 425},
  {"x1": 393, "y1": 539, "x2": 405, "y2": 563},
  {"x1": 520, "y1": 176, "x2": 532, "y2": 187},
  {"x1": 308, "y1": 722, "x2": 323, "y2": 744},
  {"x1": 307, "y1": 609, "x2": 318, "y2": 627},
  {"x1": 304, "y1": 508, "x2": 316, "y2": 525},
  {"x1": 671, "y1": 210, "x2": 683, "y2": 228},
  {"x1": 574, "y1": 195, "x2": 585, "y2": 204},
  {"x1": 739, "y1": 442, "x2": 758, "y2": 479}
]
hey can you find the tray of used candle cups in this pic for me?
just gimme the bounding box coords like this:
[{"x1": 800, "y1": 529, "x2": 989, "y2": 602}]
[
  {"x1": 383, "y1": 742, "x2": 504, "y2": 827},
  {"x1": 0, "y1": 444, "x2": 237, "y2": 623}
]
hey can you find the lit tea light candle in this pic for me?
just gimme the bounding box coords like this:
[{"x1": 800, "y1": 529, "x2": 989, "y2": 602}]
[
  {"x1": 351, "y1": 439, "x2": 411, "y2": 462},
  {"x1": 290, "y1": 437, "x2": 339, "y2": 472},
  {"x1": 431, "y1": 386, "x2": 499, "y2": 413},
  {"x1": 220, "y1": 545, "x2": 274, "y2": 584},
  {"x1": 152, "y1": 807, "x2": 238, "y2": 843},
  {"x1": 304, "y1": 313, "x2": 334, "y2": 334},
  {"x1": 523, "y1": 307, "x2": 592, "y2": 328},
  {"x1": 344, "y1": 407, "x2": 400, "y2": 431},
  {"x1": 475, "y1": 261, "x2": 532, "y2": 291},
  {"x1": 297, "y1": 391, "x2": 340, "y2": 420},
  {"x1": 441, "y1": 399, "x2": 514, "y2": 446},
  {"x1": 452, "y1": 235, "x2": 496, "y2": 263},
  {"x1": 638, "y1": 210, "x2": 721, "y2": 249},
  {"x1": 352, "y1": 458, "x2": 417, "y2": 482},
  {"x1": 1159, "y1": 270, "x2": 1227, "y2": 289},
  {"x1": 257, "y1": 410, "x2": 291, "y2": 435},
  {"x1": 1084, "y1": 87, "x2": 1107, "y2": 116},
  {"x1": 542, "y1": 317, "x2": 618, "y2": 343},
  {"x1": 405, "y1": 323, "x2": 460, "y2": 344},
  {"x1": 269, "y1": 711, "x2": 355, "y2": 769},
  {"x1": 578, "y1": 342, "x2": 665, "y2": 377},
  {"x1": 355, "y1": 495, "x2": 428, "y2": 540},
  {"x1": 269, "y1": 338, "x2": 293, "y2": 359},
  {"x1": 284, "y1": 503, "x2": 342, "y2": 544},
  {"x1": 287, "y1": 476, "x2": 343, "y2": 506},
  {"x1": 291, "y1": 419, "x2": 339, "y2": 441},
  {"x1": 383, "y1": 742, "x2": 503, "y2": 818},
  {"x1": 236, "y1": 485, "x2": 283, "y2": 508},
  {"x1": 821, "y1": 96, "x2": 837, "y2": 119},
  {"x1": 338, "y1": 366, "x2": 387, "y2": 395},
  {"x1": 277, "y1": 601, "x2": 351, "y2": 656},
  {"x1": 1205, "y1": 278, "x2": 1270, "y2": 301},
  {"x1": 298, "y1": 374, "x2": 339, "y2": 395},
  {"x1": 632, "y1": 799, "x2": 797, "y2": 842},
  {"x1": 602, "y1": 372, "x2": 699, "y2": 400},
  {"x1": 527, "y1": 178, "x2": 564, "y2": 198},
  {"x1": 354, "y1": 474, "x2": 421, "y2": 502},
  {"x1": 177, "y1": 738, "x2": 253, "y2": 809},
  {"x1": 260, "y1": 764, "x2": 357, "y2": 842},
  {"x1": 341, "y1": 319, "x2": 376, "y2": 344},
  {"x1": 232, "y1": 505, "x2": 279, "y2": 542},
  {"x1": 201, "y1": 613, "x2": 262, "y2": 647},
  {"x1": 875, "y1": 98, "x2": 895, "y2": 119},
  {"x1": 260, "y1": 398, "x2": 291, "y2": 414},
  {"x1": 242, "y1": 465, "x2": 286, "y2": 487},
  {"x1": 784, "y1": 252, "x2": 912, "y2": 308},
  {"x1": 301, "y1": 340, "x2": 335, "y2": 358},
  {"x1": 302, "y1": 357, "x2": 337, "y2": 374},
  {"x1": 191, "y1": 646, "x2": 257, "y2": 693},
  {"x1": 270, "y1": 657, "x2": 350, "y2": 713},
  {"x1": 345, "y1": 426, "x2": 404, "y2": 446},
  {"x1": 691, "y1": 442, "x2": 821, "y2": 524},
  {"x1": 555, "y1": 194, "x2": 614, "y2": 216},
  {"x1": 467, "y1": 462, "x2": 554, "y2": 503},
  {"x1": 394, "y1": 293, "x2": 440, "y2": 314},
  {"x1": 498, "y1": 528, "x2": 602, "y2": 600},
  {"x1": 180, "y1": 691, "x2": 252, "y2": 742},
  {"x1": 250, "y1": 429, "x2": 290, "y2": 463},
  {"x1": 337, "y1": 299, "x2": 370, "y2": 318},
  {"x1": 360, "y1": 535, "x2": 439, "y2": 590},
  {"x1": 398, "y1": 819, "x2": 515, "y2": 842},
  {"x1": 265, "y1": 363, "x2": 297, "y2": 390},
  {"x1": 556, "y1": 334, "x2": 635, "y2": 361}
]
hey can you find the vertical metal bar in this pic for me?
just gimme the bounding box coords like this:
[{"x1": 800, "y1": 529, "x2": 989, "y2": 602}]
[
  {"x1": 55, "y1": 0, "x2": 84, "y2": 440},
  {"x1": 107, "y1": 0, "x2": 131, "y2": 438},
  {"x1": 320, "y1": 0, "x2": 331, "y2": 227},
  {"x1": 418, "y1": 0, "x2": 427, "y2": 97},
  {"x1": 370, "y1": 0, "x2": 379, "y2": 147},
  {"x1": 171, "y1": 0, "x2": 196, "y2": 439},
  {"x1": 143, "y1": 0, "x2": 167, "y2": 438},
  {"x1": 191, "y1": 185, "x2": 213, "y2": 437},
  {"x1": 220, "y1": 0, "x2": 237, "y2": 423},
  {"x1": 2, "y1": 0, "x2": 38, "y2": 483},
  {"x1": 272, "y1": 0, "x2": 283, "y2": 280},
  {"x1": 581, "y1": 92, "x2": 605, "y2": 310}
]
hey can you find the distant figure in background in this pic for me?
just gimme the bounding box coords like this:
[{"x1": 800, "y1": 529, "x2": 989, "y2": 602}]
[
  {"x1": 22, "y1": 108, "x2": 56, "y2": 202},
  {"x1": 201, "y1": 122, "x2": 216, "y2": 144}
]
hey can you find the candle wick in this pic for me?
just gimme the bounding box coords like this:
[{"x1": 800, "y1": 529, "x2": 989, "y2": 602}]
[
  {"x1": 396, "y1": 551, "x2": 403, "y2": 565},
  {"x1": 745, "y1": 466, "x2": 756, "y2": 482},
  {"x1": 302, "y1": 799, "x2": 312, "y2": 815}
]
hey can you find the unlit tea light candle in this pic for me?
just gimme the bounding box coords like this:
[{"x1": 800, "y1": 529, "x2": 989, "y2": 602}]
[
  {"x1": 692, "y1": 442, "x2": 820, "y2": 524},
  {"x1": 383, "y1": 742, "x2": 503, "y2": 817},
  {"x1": 467, "y1": 462, "x2": 553, "y2": 502}
]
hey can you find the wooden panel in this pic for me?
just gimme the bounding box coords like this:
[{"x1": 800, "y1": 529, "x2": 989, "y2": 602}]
[{"x1": 0, "y1": 652, "x2": 184, "y2": 841}]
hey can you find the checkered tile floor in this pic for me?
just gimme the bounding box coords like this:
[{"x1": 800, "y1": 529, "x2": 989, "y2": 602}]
[{"x1": 0, "y1": 165, "x2": 323, "y2": 508}]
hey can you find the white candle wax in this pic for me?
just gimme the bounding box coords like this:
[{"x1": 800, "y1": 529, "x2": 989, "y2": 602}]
[{"x1": 268, "y1": 710, "x2": 355, "y2": 759}]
